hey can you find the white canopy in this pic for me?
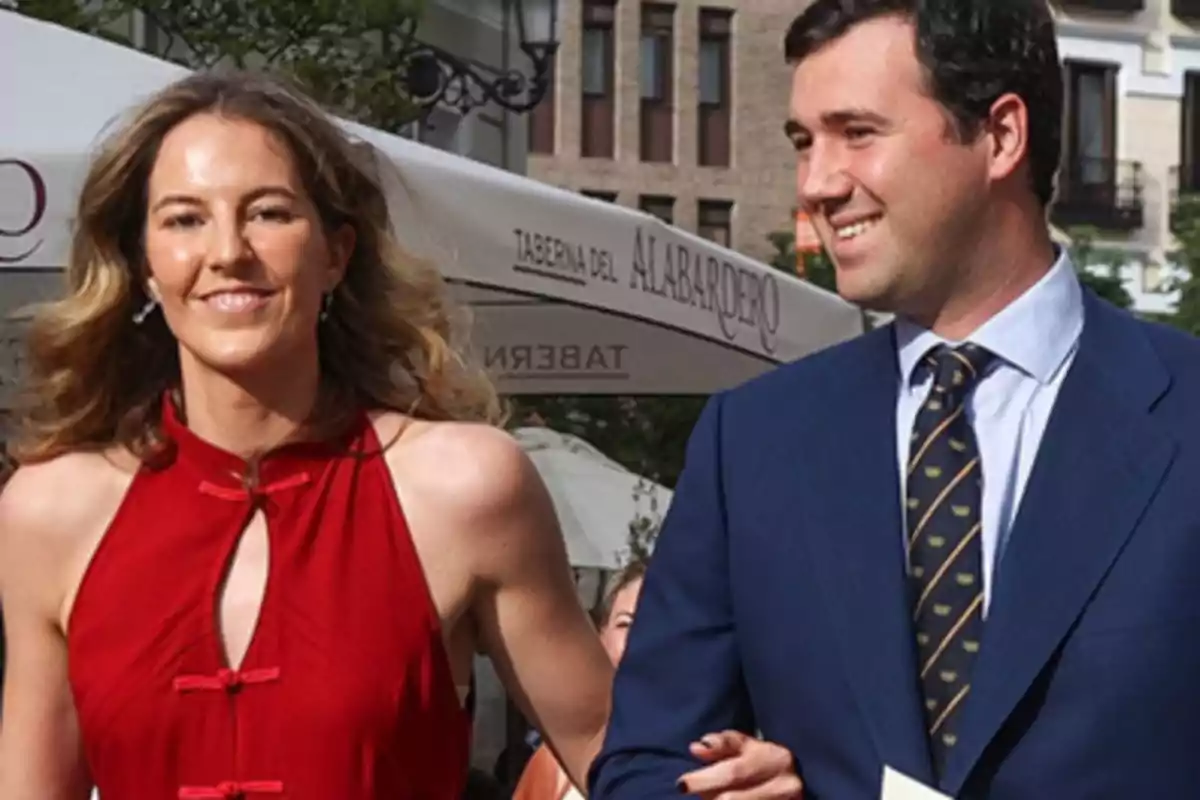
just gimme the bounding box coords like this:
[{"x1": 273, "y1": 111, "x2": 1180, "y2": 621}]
[
  {"x1": 514, "y1": 426, "x2": 669, "y2": 570},
  {"x1": 0, "y1": 10, "x2": 864, "y2": 400}
]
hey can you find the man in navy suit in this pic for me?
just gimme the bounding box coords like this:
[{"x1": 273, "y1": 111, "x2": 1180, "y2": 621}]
[{"x1": 589, "y1": 0, "x2": 1200, "y2": 798}]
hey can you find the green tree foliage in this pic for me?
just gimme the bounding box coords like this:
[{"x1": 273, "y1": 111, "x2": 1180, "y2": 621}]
[
  {"x1": 509, "y1": 396, "x2": 707, "y2": 490},
  {"x1": 624, "y1": 478, "x2": 667, "y2": 564},
  {"x1": 1164, "y1": 194, "x2": 1200, "y2": 336},
  {"x1": 12, "y1": 0, "x2": 128, "y2": 38},
  {"x1": 1063, "y1": 226, "x2": 1134, "y2": 310},
  {"x1": 16, "y1": 0, "x2": 426, "y2": 130}
]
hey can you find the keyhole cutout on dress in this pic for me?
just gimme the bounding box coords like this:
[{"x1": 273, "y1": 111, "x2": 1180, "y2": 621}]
[{"x1": 216, "y1": 506, "x2": 270, "y2": 672}]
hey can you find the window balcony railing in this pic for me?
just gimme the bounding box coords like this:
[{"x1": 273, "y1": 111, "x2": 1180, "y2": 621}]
[
  {"x1": 1050, "y1": 156, "x2": 1144, "y2": 231},
  {"x1": 1058, "y1": 0, "x2": 1144, "y2": 11}
]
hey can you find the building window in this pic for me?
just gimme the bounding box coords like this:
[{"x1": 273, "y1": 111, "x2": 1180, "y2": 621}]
[
  {"x1": 640, "y1": 32, "x2": 666, "y2": 101},
  {"x1": 640, "y1": 4, "x2": 675, "y2": 163},
  {"x1": 639, "y1": 194, "x2": 675, "y2": 224},
  {"x1": 581, "y1": 189, "x2": 618, "y2": 202},
  {"x1": 581, "y1": 0, "x2": 616, "y2": 158},
  {"x1": 529, "y1": 56, "x2": 556, "y2": 155},
  {"x1": 698, "y1": 200, "x2": 733, "y2": 246},
  {"x1": 698, "y1": 8, "x2": 732, "y2": 167},
  {"x1": 582, "y1": 30, "x2": 608, "y2": 95},
  {"x1": 1182, "y1": 72, "x2": 1200, "y2": 194},
  {"x1": 1060, "y1": 60, "x2": 1117, "y2": 207}
]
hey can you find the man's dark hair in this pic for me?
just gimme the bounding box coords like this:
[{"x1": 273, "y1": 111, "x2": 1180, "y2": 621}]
[{"x1": 784, "y1": 0, "x2": 1062, "y2": 208}]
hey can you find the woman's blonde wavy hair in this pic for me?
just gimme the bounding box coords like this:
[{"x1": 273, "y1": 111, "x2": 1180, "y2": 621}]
[{"x1": 10, "y1": 69, "x2": 502, "y2": 464}]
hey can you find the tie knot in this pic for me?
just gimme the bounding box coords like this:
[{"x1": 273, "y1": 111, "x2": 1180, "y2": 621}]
[{"x1": 922, "y1": 343, "x2": 993, "y2": 397}]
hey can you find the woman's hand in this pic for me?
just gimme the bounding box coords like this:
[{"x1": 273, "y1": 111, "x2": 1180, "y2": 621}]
[{"x1": 677, "y1": 730, "x2": 803, "y2": 799}]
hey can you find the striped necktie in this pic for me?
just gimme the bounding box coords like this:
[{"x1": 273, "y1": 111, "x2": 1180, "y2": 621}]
[{"x1": 905, "y1": 342, "x2": 994, "y2": 775}]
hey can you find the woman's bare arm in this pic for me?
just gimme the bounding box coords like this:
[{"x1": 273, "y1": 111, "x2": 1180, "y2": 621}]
[
  {"x1": 0, "y1": 464, "x2": 97, "y2": 800},
  {"x1": 398, "y1": 423, "x2": 614, "y2": 791},
  {"x1": 387, "y1": 419, "x2": 806, "y2": 798},
  {"x1": 470, "y1": 436, "x2": 614, "y2": 790}
]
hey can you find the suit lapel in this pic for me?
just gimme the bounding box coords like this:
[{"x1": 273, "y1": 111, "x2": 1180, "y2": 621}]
[
  {"x1": 798, "y1": 326, "x2": 935, "y2": 784},
  {"x1": 941, "y1": 296, "x2": 1177, "y2": 795}
]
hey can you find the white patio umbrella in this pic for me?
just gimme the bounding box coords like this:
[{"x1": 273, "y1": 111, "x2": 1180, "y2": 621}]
[{"x1": 513, "y1": 426, "x2": 670, "y2": 571}]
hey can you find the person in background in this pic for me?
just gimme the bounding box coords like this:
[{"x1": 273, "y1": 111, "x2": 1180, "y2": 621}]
[{"x1": 515, "y1": 559, "x2": 800, "y2": 800}]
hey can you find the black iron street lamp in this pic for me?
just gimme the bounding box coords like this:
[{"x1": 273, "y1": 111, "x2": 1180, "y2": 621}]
[
  {"x1": 105, "y1": 0, "x2": 559, "y2": 124},
  {"x1": 405, "y1": 0, "x2": 559, "y2": 115}
]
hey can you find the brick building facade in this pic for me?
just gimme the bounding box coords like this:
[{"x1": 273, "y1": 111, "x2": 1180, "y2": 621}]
[{"x1": 526, "y1": 0, "x2": 805, "y2": 266}]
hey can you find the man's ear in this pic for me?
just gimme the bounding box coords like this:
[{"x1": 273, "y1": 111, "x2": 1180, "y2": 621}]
[{"x1": 984, "y1": 92, "x2": 1030, "y2": 185}]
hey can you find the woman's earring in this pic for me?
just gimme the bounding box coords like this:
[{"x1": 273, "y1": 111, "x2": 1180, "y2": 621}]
[
  {"x1": 132, "y1": 297, "x2": 158, "y2": 325},
  {"x1": 319, "y1": 292, "x2": 333, "y2": 322}
]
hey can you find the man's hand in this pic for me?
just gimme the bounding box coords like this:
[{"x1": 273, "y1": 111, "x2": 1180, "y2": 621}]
[{"x1": 677, "y1": 730, "x2": 803, "y2": 799}]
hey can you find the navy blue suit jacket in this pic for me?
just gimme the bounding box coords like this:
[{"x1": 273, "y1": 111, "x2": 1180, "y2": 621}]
[{"x1": 589, "y1": 293, "x2": 1200, "y2": 798}]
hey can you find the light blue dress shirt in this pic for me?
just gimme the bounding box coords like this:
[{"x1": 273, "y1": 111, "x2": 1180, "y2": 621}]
[{"x1": 895, "y1": 251, "x2": 1085, "y2": 615}]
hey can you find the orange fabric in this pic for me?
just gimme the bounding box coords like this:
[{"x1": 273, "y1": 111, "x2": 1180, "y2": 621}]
[{"x1": 512, "y1": 745, "x2": 571, "y2": 800}]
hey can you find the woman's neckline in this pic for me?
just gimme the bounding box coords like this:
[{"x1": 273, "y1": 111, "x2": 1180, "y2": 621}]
[{"x1": 159, "y1": 391, "x2": 365, "y2": 490}]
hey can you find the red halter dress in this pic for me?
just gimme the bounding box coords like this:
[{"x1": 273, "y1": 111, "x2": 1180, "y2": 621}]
[{"x1": 66, "y1": 398, "x2": 469, "y2": 799}]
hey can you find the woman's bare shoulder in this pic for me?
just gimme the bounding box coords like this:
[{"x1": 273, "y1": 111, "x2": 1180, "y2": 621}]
[
  {"x1": 370, "y1": 412, "x2": 565, "y2": 588},
  {"x1": 370, "y1": 411, "x2": 535, "y2": 515},
  {"x1": 0, "y1": 450, "x2": 137, "y2": 565}
]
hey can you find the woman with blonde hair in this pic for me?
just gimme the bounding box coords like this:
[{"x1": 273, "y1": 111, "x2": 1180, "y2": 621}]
[{"x1": 0, "y1": 71, "x2": 798, "y2": 799}]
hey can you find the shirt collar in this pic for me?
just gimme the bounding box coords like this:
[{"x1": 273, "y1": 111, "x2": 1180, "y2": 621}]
[{"x1": 895, "y1": 248, "x2": 1084, "y2": 387}]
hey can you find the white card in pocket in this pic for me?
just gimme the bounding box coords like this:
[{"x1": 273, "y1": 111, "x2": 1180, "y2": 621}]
[{"x1": 880, "y1": 766, "x2": 953, "y2": 800}]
